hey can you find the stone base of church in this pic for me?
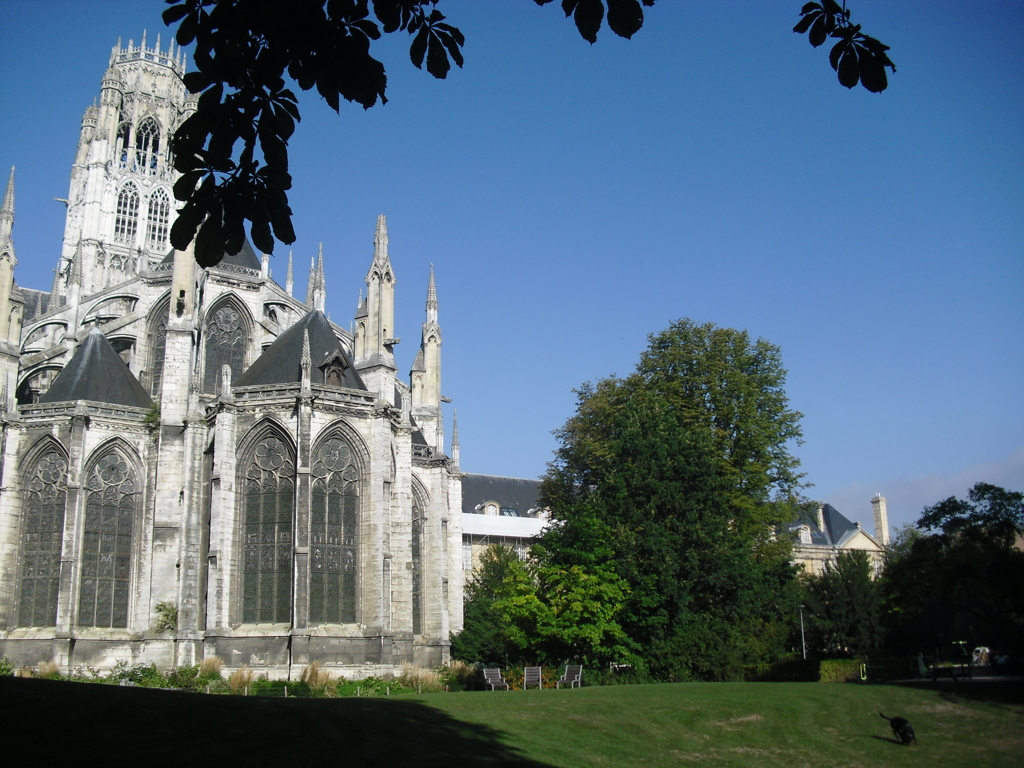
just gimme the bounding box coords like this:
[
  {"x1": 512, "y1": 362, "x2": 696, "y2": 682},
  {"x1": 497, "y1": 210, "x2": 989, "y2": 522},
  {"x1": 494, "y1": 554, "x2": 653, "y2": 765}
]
[{"x1": 0, "y1": 631, "x2": 450, "y2": 679}]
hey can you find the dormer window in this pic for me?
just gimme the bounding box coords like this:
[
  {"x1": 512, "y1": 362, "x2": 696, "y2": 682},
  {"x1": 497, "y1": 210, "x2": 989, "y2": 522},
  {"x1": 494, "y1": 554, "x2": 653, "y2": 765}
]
[
  {"x1": 319, "y1": 350, "x2": 349, "y2": 388},
  {"x1": 799, "y1": 526, "x2": 812, "y2": 544}
]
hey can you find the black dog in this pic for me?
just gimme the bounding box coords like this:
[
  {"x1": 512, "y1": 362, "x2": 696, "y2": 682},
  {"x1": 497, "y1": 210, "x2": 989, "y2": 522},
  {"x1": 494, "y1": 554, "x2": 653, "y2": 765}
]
[{"x1": 880, "y1": 713, "x2": 917, "y2": 745}]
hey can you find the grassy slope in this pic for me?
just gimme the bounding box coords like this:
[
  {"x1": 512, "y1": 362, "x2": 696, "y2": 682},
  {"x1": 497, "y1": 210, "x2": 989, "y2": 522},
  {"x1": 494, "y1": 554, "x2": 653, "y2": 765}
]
[
  {"x1": 2, "y1": 676, "x2": 1020, "y2": 766},
  {"x1": 414, "y1": 681, "x2": 1024, "y2": 767}
]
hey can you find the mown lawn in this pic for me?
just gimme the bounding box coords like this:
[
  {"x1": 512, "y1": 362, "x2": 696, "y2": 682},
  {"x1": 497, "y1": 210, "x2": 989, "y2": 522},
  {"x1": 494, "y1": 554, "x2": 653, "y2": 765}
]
[{"x1": 2, "y1": 676, "x2": 1020, "y2": 766}]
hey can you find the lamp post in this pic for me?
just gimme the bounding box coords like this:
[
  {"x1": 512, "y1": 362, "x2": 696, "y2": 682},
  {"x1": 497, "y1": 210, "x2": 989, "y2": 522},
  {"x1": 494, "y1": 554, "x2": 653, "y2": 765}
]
[{"x1": 799, "y1": 604, "x2": 807, "y2": 660}]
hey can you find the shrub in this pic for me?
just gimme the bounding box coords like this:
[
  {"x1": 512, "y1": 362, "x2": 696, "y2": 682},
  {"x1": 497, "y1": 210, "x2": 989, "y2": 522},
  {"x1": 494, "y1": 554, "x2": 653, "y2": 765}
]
[
  {"x1": 438, "y1": 659, "x2": 479, "y2": 691},
  {"x1": 818, "y1": 658, "x2": 863, "y2": 683},
  {"x1": 108, "y1": 661, "x2": 168, "y2": 687},
  {"x1": 228, "y1": 665, "x2": 255, "y2": 694},
  {"x1": 398, "y1": 664, "x2": 444, "y2": 693},
  {"x1": 300, "y1": 660, "x2": 337, "y2": 697},
  {"x1": 0, "y1": 656, "x2": 14, "y2": 676},
  {"x1": 35, "y1": 660, "x2": 62, "y2": 680},
  {"x1": 153, "y1": 601, "x2": 178, "y2": 633}
]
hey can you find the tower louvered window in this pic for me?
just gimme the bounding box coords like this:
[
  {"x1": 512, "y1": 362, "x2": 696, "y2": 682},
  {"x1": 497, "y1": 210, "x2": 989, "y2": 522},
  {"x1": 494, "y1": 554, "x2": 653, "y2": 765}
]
[
  {"x1": 411, "y1": 501, "x2": 424, "y2": 634},
  {"x1": 242, "y1": 435, "x2": 294, "y2": 624},
  {"x1": 310, "y1": 437, "x2": 359, "y2": 624},
  {"x1": 18, "y1": 451, "x2": 68, "y2": 627},
  {"x1": 146, "y1": 188, "x2": 170, "y2": 249},
  {"x1": 135, "y1": 118, "x2": 160, "y2": 172},
  {"x1": 203, "y1": 303, "x2": 247, "y2": 393},
  {"x1": 78, "y1": 451, "x2": 135, "y2": 628},
  {"x1": 114, "y1": 183, "x2": 139, "y2": 244}
]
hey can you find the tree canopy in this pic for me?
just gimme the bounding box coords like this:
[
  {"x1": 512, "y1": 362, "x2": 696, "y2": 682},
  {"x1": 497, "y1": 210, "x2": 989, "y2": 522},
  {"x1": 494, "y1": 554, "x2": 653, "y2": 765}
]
[
  {"x1": 160, "y1": 0, "x2": 894, "y2": 266},
  {"x1": 880, "y1": 483, "x2": 1024, "y2": 656},
  {"x1": 527, "y1": 319, "x2": 804, "y2": 680}
]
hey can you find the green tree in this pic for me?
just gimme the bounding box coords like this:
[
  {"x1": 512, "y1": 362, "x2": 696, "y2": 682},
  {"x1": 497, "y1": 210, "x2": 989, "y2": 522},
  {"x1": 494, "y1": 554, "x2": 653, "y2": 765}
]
[
  {"x1": 801, "y1": 550, "x2": 883, "y2": 656},
  {"x1": 452, "y1": 545, "x2": 630, "y2": 667},
  {"x1": 160, "y1": 0, "x2": 893, "y2": 265},
  {"x1": 880, "y1": 483, "x2": 1024, "y2": 655},
  {"x1": 450, "y1": 544, "x2": 533, "y2": 666},
  {"x1": 536, "y1": 319, "x2": 804, "y2": 680}
]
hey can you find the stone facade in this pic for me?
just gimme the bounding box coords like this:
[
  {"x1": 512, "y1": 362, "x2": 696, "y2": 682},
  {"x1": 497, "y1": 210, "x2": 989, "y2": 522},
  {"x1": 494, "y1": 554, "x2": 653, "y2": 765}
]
[{"x1": 0, "y1": 36, "x2": 462, "y2": 678}]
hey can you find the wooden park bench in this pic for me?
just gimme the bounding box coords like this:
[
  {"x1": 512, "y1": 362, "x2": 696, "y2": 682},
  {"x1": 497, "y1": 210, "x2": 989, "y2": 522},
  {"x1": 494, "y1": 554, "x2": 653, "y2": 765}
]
[
  {"x1": 557, "y1": 664, "x2": 583, "y2": 689},
  {"x1": 523, "y1": 666, "x2": 543, "y2": 689},
  {"x1": 482, "y1": 668, "x2": 508, "y2": 691}
]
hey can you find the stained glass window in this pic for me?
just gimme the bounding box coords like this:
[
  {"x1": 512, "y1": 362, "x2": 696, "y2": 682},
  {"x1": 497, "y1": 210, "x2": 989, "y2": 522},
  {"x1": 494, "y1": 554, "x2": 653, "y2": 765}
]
[
  {"x1": 310, "y1": 437, "x2": 359, "y2": 624},
  {"x1": 203, "y1": 303, "x2": 247, "y2": 393},
  {"x1": 411, "y1": 502, "x2": 424, "y2": 634},
  {"x1": 146, "y1": 188, "x2": 170, "y2": 250},
  {"x1": 78, "y1": 450, "x2": 135, "y2": 628},
  {"x1": 114, "y1": 183, "x2": 139, "y2": 244},
  {"x1": 242, "y1": 434, "x2": 294, "y2": 624},
  {"x1": 18, "y1": 450, "x2": 68, "y2": 627}
]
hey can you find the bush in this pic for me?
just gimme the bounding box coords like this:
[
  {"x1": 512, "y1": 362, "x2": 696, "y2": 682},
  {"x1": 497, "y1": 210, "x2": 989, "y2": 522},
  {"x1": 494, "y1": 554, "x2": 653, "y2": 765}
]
[
  {"x1": 818, "y1": 658, "x2": 863, "y2": 683},
  {"x1": 227, "y1": 665, "x2": 255, "y2": 694},
  {"x1": 0, "y1": 656, "x2": 15, "y2": 676},
  {"x1": 398, "y1": 664, "x2": 444, "y2": 693},
  {"x1": 299, "y1": 661, "x2": 336, "y2": 697},
  {"x1": 108, "y1": 661, "x2": 169, "y2": 687}
]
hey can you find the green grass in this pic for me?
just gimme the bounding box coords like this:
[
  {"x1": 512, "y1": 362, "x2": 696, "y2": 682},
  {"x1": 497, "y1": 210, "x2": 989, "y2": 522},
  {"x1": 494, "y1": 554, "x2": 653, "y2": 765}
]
[
  {"x1": 2, "y1": 676, "x2": 1020, "y2": 766},
  {"x1": 414, "y1": 680, "x2": 1024, "y2": 767}
]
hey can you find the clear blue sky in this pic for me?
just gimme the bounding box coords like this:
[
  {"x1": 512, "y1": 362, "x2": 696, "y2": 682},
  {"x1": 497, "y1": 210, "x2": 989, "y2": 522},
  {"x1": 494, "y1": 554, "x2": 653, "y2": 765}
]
[{"x1": 1, "y1": 1, "x2": 1021, "y2": 534}]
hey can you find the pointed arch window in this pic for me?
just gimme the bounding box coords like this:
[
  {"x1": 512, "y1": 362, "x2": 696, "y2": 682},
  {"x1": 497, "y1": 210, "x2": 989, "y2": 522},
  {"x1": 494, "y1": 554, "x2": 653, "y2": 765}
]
[
  {"x1": 149, "y1": 304, "x2": 168, "y2": 398},
  {"x1": 146, "y1": 188, "x2": 170, "y2": 250},
  {"x1": 242, "y1": 434, "x2": 294, "y2": 624},
  {"x1": 114, "y1": 183, "x2": 139, "y2": 244},
  {"x1": 411, "y1": 499, "x2": 424, "y2": 634},
  {"x1": 310, "y1": 437, "x2": 359, "y2": 624},
  {"x1": 116, "y1": 122, "x2": 131, "y2": 167},
  {"x1": 18, "y1": 450, "x2": 68, "y2": 627},
  {"x1": 78, "y1": 450, "x2": 136, "y2": 628},
  {"x1": 135, "y1": 117, "x2": 160, "y2": 172},
  {"x1": 203, "y1": 302, "x2": 248, "y2": 393}
]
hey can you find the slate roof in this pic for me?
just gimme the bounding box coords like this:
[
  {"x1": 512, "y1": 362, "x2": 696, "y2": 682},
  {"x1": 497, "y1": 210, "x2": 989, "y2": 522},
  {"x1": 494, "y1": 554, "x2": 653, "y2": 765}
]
[
  {"x1": 790, "y1": 503, "x2": 859, "y2": 547},
  {"x1": 462, "y1": 474, "x2": 543, "y2": 517},
  {"x1": 159, "y1": 239, "x2": 262, "y2": 271},
  {"x1": 40, "y1": 327, "x2": 153, "y2": 408},
  {"x1": 235, "y1": 309, "x2": 365, "y2": 389},
  {"x1": 15, "y1": 285, "x2": 51, "y2": 322}
]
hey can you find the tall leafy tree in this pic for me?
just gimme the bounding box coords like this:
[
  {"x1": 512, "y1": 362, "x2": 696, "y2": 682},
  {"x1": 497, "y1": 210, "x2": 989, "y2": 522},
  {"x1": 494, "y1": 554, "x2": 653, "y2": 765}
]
[
  {"x1": 536, "y1": 319, "x2": 804, "y2": 680},
  {"x1": 880, "y1": 483, "x2": 1024, "y2": 656},
  {"x1": 800, "y1": 550, "x2": 883, "y2": 656},
  {"x1": 160, "y1": 1, "x2": 893, "y2": 265}
]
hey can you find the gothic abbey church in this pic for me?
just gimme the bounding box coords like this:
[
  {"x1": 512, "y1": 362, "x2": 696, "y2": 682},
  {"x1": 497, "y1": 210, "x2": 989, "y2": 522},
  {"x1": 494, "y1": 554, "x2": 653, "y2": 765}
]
[{"x1": 0, "y1": 35, "x2": 464, "y2": 677}]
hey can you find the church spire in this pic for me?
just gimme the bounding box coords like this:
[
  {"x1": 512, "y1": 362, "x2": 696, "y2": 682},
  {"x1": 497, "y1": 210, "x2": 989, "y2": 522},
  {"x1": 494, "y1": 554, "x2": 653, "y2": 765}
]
[
  {"x1": 357, "y1": 214, "x2": 397, "y2": 370},
  {"x1": 312, "y1": 243, "x2": 326, "y2": 312},
  {"x1": 0, "y1": 167, "x2": 14, "y2": 246},
  {"x1": 373, "y1": 213, "x2": 389, "y2": 266},
  {"x1": 285, "y1": 250, "x2": 294, "y2": 296},
  {"x1": 451, "y1": 410, "x2": 460, "y2": 469},
  {"x1": 305, "y1": 256, "x2": 315, "y2": 306},
  {"x1": 426, "y1": 262, "x2": 437, "y2": 324}
]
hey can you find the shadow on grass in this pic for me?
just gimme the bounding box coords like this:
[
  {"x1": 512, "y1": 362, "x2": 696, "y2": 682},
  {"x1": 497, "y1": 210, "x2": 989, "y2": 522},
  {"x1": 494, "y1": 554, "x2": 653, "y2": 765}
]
[
  {"x1": 0, "y1": 676, "x2": 554, "y2": 766},
  {"x1": 889, "y1": 679, "x2": 1024, "y2": 711}
]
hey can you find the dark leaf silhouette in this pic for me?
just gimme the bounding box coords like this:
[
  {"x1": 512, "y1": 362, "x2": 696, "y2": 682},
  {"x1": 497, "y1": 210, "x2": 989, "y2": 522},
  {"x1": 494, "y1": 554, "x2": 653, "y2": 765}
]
[{"x1": 794, "y1": 1, "x2": 895, "y2": 92}]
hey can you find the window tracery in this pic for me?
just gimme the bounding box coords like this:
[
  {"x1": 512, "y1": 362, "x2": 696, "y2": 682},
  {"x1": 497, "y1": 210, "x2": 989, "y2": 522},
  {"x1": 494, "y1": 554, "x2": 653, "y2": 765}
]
[
  {"x1": 146, "y1": 188, "x2": 170, "y2": 249},
  {"x1": 78, "y1": 450, "x2": 136, "y2": 628},
  {"x1": 242, "y1": 434, "x2": 294, "y2": 624},
  {"x1": 411, "y1": 500, "x2": 424, "y2": 634},
  {"x1": 148, "y1": 302, "x2": 168, "y2": 398},
  {"x1": 310, "y1": 437, "x2": 359, "y2": 624},
  {"x1": 203, "y1": 302, "x2": 247, "y2": 393},
  {"x1": 18, "y1": 451, "x2": 68, "y2": 627},
  {"x1": 114, "y1": 183, "x2": 140, "y2": 244},
  {"x1": 134, "y1": 118, "x2": 160, "y2": 172}
]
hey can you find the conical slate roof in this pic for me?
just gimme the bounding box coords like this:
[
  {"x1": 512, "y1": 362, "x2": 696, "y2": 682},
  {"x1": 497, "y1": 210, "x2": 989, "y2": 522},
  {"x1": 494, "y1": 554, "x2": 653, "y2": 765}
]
[
  {"x1": 235, "y1": 310, "x2": 366, "y2": 389},
  {"x1": 40, "y1": 327, "x2": 153, "y2": 408}
]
